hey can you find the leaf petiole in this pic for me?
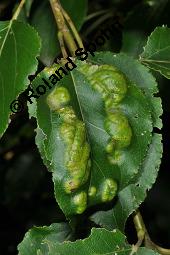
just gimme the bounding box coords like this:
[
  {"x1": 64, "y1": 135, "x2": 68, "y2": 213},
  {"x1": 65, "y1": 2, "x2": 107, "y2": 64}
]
[
  {"x1": 49, "y1": 0, "x2": 77, "y2": 57},
  {"x1": 133, "y1": 210, "x2": 170, "y2": 255},
  {"x1": 12, "y1": 0, "x2": 26, "y2": 20}
]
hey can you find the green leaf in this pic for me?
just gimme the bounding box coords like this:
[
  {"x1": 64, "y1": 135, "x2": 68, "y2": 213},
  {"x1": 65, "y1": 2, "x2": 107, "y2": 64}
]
[
  {"x1": 0, "y1": 20, "x2": 41, "y2": 137},
  {"x1": 31, "y1": 0, "x2": 87, "y2": 66},
  {"x1": 18, "y1": 226, "x2": 160, "y2": 255},
  {"x1": 18, "y1": 222, "x2": 74, "y2": 255},
  {"x1": 28, "y1": 52, "x2": 162, "y2": 218},
  {"x1": 140, "y1": 26, "x2": 170, "y2": 79}
]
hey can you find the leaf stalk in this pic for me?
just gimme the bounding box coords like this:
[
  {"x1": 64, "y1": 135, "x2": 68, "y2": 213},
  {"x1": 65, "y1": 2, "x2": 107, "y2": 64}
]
[
  {"x1": 132, "y1": 210, "x2": 170, "y2": 255},
  {"x1": 50, "y1": 0, "x2": 77, "y2": 57},
  {"x1": 12, "y1": 0, "x2": 26, "y2": 20}
]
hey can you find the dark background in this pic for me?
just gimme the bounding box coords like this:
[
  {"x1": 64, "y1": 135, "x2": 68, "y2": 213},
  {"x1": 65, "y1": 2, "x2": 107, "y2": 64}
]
[{"x1": 0, "y1": 0, "x2": 170, "y2": 254}]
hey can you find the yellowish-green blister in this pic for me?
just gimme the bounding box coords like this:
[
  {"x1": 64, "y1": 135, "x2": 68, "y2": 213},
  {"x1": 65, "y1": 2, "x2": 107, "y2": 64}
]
[
  {"x1": 78, "y1": 62, "x2": 132, "y2": 164},
  {"x1": 47, "y1": 85, "x2": 91, "y2": 213}
]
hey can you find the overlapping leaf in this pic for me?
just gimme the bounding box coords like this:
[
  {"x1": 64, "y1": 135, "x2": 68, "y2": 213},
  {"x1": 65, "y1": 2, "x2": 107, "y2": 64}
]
[
  {"x1": 18, "y1": 223, "x2": 74, "y2": 255},
  {"x1": 18, "y1": 225, "x2": 160, "y2": 255}
]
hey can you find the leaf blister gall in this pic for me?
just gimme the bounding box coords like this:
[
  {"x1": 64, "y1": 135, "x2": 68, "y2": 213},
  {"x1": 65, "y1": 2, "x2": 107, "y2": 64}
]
[
  {"x1": 78, "y1": 63, "x2": 132, "y2": 164},
  {"x1": 34, "y1": 57, "x2": 156, "y2": 219},
  {"x1": 47, "y1": 86, "x2": 91, "y2": 213},
  {"x1": 28, "y1": 52, "x2": 162, "y2": 219},
  {"x1": 47, "y1": 82, "x2": 118, "y2": 214},
  {"x1": 101, "y1": 179, "x2": 118, "y2": 202}
]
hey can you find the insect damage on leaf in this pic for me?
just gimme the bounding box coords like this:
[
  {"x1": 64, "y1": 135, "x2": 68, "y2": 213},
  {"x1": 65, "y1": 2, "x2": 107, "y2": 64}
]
[
  {"x1": 78, "y1": 63, "x2": 132, "y2": 164},
  {"x1": 29, "y1": 50, "x2": 161, "y2": 218},
  {"x1": 47, "y1": 86, "x2": 91, "y2": 213},
  {"x1": 46, "y1": 81, "x2": 118, "y2": 214}
]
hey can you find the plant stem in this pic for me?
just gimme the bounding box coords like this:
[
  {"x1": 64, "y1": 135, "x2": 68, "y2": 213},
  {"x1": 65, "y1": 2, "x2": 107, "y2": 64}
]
[
  {"x1": 132, "y1": 210, "x2": 170, "y2": 255},
  {"x1": 145, "y1": 233, "x2": 170, "y2": 255},
  {"x1": 49, "y1": 0, "x2": 77, "y2": 57},
  {"x1": 130, "y1": 210, "x2": 146, "y2": 255},
  {"x1": 58, "y1": 31, "x2": 67, "y2": 58},
  {"x1": 61, "y1": 7, "x2": 84, "y2": 49},
  {"x1": 12, "y1": 0, "x2": 26, "y2": 20}
]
